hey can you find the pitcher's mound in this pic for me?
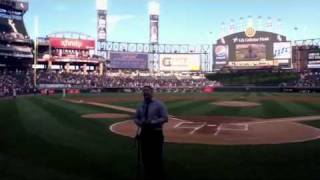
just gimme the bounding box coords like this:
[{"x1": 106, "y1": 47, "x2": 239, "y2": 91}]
[
  {"x1": 212, "y1": 101, "x2": 261, "y2": 108},
  {"x1": 82, "y1": 113, "x2": 130, "y2": 119}
]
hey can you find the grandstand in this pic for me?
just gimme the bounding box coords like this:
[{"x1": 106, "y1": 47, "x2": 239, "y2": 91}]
[
  {"x1": 0, "y1": 0, "x2": 33, "y2": 69},
  {"x1": 36, "y1": 32, "x2": 104, "y2": 75}
]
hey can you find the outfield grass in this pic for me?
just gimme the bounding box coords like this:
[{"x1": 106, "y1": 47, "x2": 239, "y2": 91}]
[{"x1": 1, "y1": 94, "x2": 320, "y2": 180}]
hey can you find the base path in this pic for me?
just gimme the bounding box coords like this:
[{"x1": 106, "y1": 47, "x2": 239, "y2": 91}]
[{"x1": 66, "y1": 99, "x2": 320, "y2": 145}]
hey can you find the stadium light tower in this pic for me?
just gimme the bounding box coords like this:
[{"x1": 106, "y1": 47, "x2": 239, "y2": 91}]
[
  {"x1": 148, "y1": 0, "x2": 160, "y2": 72},
  {"x1": 149, "y1": 0, "x2": 160, "y2": 44},
  {"x1": 266, "y1": 17, "x2": 273, "y2": 32},
  {"x1": 239, "y1": 17, "x2": 244, "y2": 32},
  {"x1": 96, "y1": 0, "x2": 108, "y2": 42},
  {"x1": 96, "y1": 0, "x2": 108, "y2": 75},
  {"x1": 229, "y1": 19, "x2": 235, "y2": 34}
]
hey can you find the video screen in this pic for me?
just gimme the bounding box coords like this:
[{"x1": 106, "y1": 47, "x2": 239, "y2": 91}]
[
  {"x1": 110, "y1": 52, "x2": 148, "y2": 69},
  {"x1": 236, "y1": 44, "x2": 266, "y2": 61}
]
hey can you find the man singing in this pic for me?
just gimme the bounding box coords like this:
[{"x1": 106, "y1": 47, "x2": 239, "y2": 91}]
[{"x1": 134, "y1": 86, "x2": 168, "y2": 180}]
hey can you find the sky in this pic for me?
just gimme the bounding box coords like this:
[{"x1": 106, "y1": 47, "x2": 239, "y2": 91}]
[{"x1": 24, "y1": 0, "x2": 320, "y2": 45}]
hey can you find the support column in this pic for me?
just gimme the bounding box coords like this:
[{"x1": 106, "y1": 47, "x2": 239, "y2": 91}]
[
  {"x1": 65, "y1": 63, "x2": 70, "y2": 73},
  {"x1": 48, "y1": 60, "x2": 52, "y2": 70},
  {"x1": 83, "y1": 64, "x2": 88, "y2": 75},
  {"x1": 99, "y1": 62, "x2": 104, "y2": 76}
]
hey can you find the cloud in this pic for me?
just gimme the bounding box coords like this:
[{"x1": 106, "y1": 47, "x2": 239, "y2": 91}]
[
  {"x1": 108, "y1": 15, "x2": 135, "y2": 25},
  {"x1": 88, "y1": 14, "x2": 135, "y2": 38},
  {"x1": 107, "y1": 15, "x2": 135, "y2": 34}
]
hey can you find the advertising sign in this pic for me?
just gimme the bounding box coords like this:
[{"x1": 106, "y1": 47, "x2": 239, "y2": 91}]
[
  {"x1": 49, "y1": 38, "x2": 95, "y2": 50},
  {"x1": 110, "y1": 52, "x2": 148, "y2": 69},
  {"x1": 159, "y1": 54, "x2": 201, "y2": 71},
  {"x1": 273, "y1": 42, "x2": 292, "y2": 59},
  {"x1": 214, "y1": 45, "x2": 229, "y2": 63},
  {"x1": 228, "y1": 60, "x2": 276, "y2": 67},
  {"x1": 202, "y1": 86, "x2": 215, "y2": 93},
  {"x1": 308, "y1": 52, "x2": 320, "y2": 68},
  {"x1": 308, "y1": 53, "x2": 320, "y2": 60}
]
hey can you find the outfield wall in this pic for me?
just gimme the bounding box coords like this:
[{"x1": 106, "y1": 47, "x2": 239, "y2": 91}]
[
  {"x1": 35, "y1": 86, "x2": 320, "y2": 96},
  {"x1": 215, "y1": 86, "x2": 320, "y2": 93}
]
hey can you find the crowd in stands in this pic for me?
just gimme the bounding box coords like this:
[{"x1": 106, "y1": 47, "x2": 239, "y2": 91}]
[
  {"x1": 296, "y1": 71, "x2": 320, "y2": 88},
  {"x1": 37, "y1": 70, "x2": 220, "y2": 90},
  {"x1": 0, "y1": 32, "x2": 30, "y2": 41},
  {"x1": 3, "y1": 68, "x2": 320, "y2": 98},
  {"x1": 0, "y1": 70, "x2": 33, "y2": 97},
  {"x1": 1, "y1": 69, "x2": 221, "y2": 97},
  {"x1": 51, "y1": 49, "x2": 94, "y2": 59}
]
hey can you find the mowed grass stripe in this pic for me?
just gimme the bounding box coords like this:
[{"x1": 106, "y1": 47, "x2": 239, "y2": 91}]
[
  {"x1": 111, "y1": 101, "x2": 140, "y2": 109},
  {"x1": 202, "y1": 104, "x2": 243, "y2": 117},
  {"x1": 0, "y1": 99, "x2": 21, "y2": 138},
  {"x1": 210, "y1": 92, "x2": 247, "y2": 100},
  {"x1": 176, "y1": 101, "x2": 219, "y2": 116},
  {"x1": 165, "y1": 139, "x2": 320, "y2": 180},
  {"x1": 46, "y1": 96, "x2": 133, "y2": 116},
  {"x1": 2, "y1": 97, "x2": 137, "y2": 179},
  {"x1": 237, "y1": 103, "x2": 264, "y2": 118},
  {"x1": 166, "y1": 100, "x2": 199, "y2": 114},
  {"x1": 168, "y1": 98, "x2": 262, "y2": 118},
  {"x1": 0, "y1": 99, "x2": 104, "y2": 179},
  {"x1": 293, "y1": 101, "x2": 320, "y2": 113},
  {"x1": 0, "y1": 151, "x2": 91, "y2": 180},
  {"x1": 260, "y1": 100, "x2": 294, "y2": 118},
  {"x1": 166, "y1": 100, "x2": 223, "y2": 116},
  {"x1": 17, "y1": 98, "x2": 108, "y2": 147},
  {"x1": 304, "y1": 120, "x2": 320, "y2": 129},
  {"x1": 26, "y1": 97, "x2": 134, "y2": 148},
  {"x1": 275, "y1": 100, "x2": 320, "y2": 117},
  {"x1": 260, "y1": 92, "x2": 277, "y2": 97},
  {"x1": 271, "y1": 92, "x2": 286, "y2": 96}
]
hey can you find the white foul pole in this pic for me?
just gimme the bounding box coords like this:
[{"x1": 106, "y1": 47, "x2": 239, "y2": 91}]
[{"x1": 33, "y1": 16, "x2": 39, "y2": 87}]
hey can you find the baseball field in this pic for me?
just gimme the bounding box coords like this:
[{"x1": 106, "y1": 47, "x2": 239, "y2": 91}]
[{"x1": 1, "y1": 92, "x2": 320, "y2": 180}]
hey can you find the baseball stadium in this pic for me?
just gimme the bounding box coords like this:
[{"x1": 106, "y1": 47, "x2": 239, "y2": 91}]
[{"x1": 1, "y1": 0, "x2": 320, "y2": 180}]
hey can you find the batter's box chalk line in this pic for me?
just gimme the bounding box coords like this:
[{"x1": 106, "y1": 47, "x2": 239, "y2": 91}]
[
  {"x1": 219, "y1": 123, "x2": 249, "y2": 131},
  {"x1": 173, "y1": 121, "x2": 194, "y2": 128},
  {"x1": 189, "y1": 123, "x2": 207, "y2": 135},
  {"x1": 214, "y1": 123, "x2": 249, "y2": 136},
  {"x1": 173, "y1": 122, "x2": 209, "y2": 135}
]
